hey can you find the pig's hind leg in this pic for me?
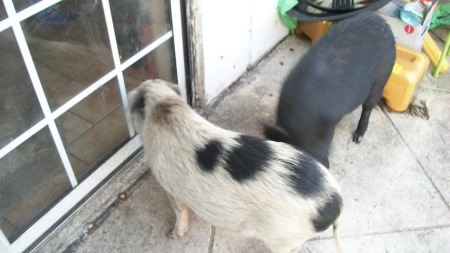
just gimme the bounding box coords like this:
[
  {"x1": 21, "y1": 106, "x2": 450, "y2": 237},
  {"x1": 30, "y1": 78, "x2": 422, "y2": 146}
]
[
  {"x1": 353, "y1": 79, "x2": 388, "y2": 144},
  {"x1": 166, "y1": 195, "x2": 190, "y2": 239},
  {"x1": 353, "y1": 103, "x2": 374, "y2": 144}
]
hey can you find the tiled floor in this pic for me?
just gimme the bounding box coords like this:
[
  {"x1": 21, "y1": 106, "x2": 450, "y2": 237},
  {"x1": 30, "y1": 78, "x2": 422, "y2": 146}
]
[{"x1": 32, "y1": 29, "x2": 450, "y2": 253}]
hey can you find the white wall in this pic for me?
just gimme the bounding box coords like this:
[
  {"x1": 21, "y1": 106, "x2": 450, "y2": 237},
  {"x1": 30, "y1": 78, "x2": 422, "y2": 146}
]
[{"x1": 199, "y1": 0, "x2": 288, "y2": 103}]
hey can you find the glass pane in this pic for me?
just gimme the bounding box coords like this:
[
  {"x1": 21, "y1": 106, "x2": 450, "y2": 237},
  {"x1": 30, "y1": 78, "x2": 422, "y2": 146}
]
[
  {"x1": 0, "y1": 127, "x2": 71, "y2": 241},
  {"x1": 55, "y1": 79, "x2": 129, "y2": 181},
  {"x1": 0, "y1": 1, "x2": 7, "y2": 21},
  {"x1": 123, "y1": 39, "x2": 176, "y2": 93},
  {"x1": 0, "y1": 28, "x2": 44, "y2": 149},
  {"x1": 13, "y1": 0, "x2": 33, "y2": 12},
  {"x1": 13, "y1": 0, "x2": 80, "y2": 17},
  {"x1": 109, "y1": 0, "x2": 171, "y2": 63},
  {"x1": 21, "y1": 0, "x2": 114, "y2": 110}
]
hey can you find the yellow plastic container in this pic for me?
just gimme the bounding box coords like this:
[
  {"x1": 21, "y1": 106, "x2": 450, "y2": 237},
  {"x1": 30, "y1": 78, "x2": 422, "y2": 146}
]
[
  {"x1": 382, "y1": 45, "x2": 430, "y2": 112},
  {"x1": 295, "y1": 21, "x2": 331, "y2": 43}
]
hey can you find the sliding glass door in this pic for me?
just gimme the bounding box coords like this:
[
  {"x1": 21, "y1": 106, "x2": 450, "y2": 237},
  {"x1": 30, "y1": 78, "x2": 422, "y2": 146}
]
[{"x1": 0, "y1": 0, "x2": 186, "y2": 252}]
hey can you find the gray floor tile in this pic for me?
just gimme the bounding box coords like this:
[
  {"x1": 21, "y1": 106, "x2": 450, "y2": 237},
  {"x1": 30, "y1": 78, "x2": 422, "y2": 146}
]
[
  {"x1": 69, "y1": 154, "x2": 89, "y2": 181},
  {"x1": 4, "y1": 169, "x2": 70, "y2": 225},
  {"x1": 28, "y1": 38, "x2": 95, "y2": 78},
  {"x1": 68, "y1": 80, "x2": 122, "y2": 124},
  {"x1": 74, "y1": 172, "x2": 211, "y2": 253},
  {"x1": 0, "y1": 218, "x2": 16, "y2": 241},
  {"x1": 56, "y1": 111, "x2": 93, "y2": 144},
  {"x1": 35, "y1": 63, "x2": 71, "y2": 92},
  {"x1": 49, "y1": 79, "x2": 92, "y2": 110},
  {"x1": 211, "y1": 228, "x2": 270, "y2": 253},
  {"x1": 68, "y1": 106, "x2": 128, "y2": 165},
  {"x1": 386, "y1": 88, "x2": 450, "y2": 206},
  {"x1": 329, "y1": 108, "x2": 450, "y2": 237},
  {"x1": 299, "y1": 227, "x2": 450, "y2": 253}
]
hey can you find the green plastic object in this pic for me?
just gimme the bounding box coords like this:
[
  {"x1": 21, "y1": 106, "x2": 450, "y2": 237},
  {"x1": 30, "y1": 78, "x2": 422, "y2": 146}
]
[
  {"x1": 278, "y1": 0, "x2": 299, "y2": 33},
  {"x1": 433, "y1": 32, "x2": 450, "y2": 78},
  {"x1": 430, "y1": 3, "x2": 450, "y2": 30}
]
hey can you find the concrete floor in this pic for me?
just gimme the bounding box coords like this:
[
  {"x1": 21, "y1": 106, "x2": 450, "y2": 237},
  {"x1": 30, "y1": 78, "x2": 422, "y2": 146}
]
[{"x1": 33, "y1": 32, "x2": 450, "y2": 253}]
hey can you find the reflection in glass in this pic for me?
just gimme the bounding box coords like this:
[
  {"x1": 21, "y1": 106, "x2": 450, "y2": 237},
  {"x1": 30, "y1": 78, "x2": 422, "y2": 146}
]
[
  {"x1": 0, "y1": 28, "x2": 44, "y2": 149},
  {"x1": 21, "y1": 0, "x2": 114, "y2": 110},
  {"x1": 13, "y1": 0, "x2": 35, "y2": 13},
  {"x1": 124, "y1": 40, "x2": 176, "y2": 93},
  {"x1": 13, "y1": 0, "x2": 80, "y2": 18},
  {"x1": 109, "y1": 0, "x2": 171, "y2": 63},
  {"x1": 0, "y1": 127, "x2": 71, "y2": 241},
  {"x1": 55, "y1": 79, "x2": 129, "y2": 181},
  {"x1": 0, "y1": 1, "x2": 7, "y2": 21}
]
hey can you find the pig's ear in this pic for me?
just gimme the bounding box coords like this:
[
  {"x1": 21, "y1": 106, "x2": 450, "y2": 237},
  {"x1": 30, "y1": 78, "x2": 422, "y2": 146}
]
[
  {"x1": 128, "y1": 89, "x2": 145, "y2": 115},
  {"x1": 169, "y1": 84, "x2": 181, "y2": 95}
]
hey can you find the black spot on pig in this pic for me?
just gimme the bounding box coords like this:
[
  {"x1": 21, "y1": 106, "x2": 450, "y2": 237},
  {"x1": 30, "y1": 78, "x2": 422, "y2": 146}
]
[
  {"x1": 284, "y1": 153, "x2": 325, "y2": 197},
  {"x1": 153, "y1": 98, "x2": 185, "y2": 122},
  {"x1": 223, "y1": 135, "x2": 271, "y2": 181},
  {"x1": 196, "y1": 140, "x2": 223, "y2": 172},
  {"x1": 128, "y1": 90, "x2": 145, "y2": 118},
  {"x1": 312, "y1": 192, "x2": 342, "y2": 232}
]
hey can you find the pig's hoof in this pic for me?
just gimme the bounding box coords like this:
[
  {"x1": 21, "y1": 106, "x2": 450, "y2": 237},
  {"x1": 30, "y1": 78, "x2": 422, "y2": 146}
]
[
  {"x1": 166, "y1": 229, "x2": 179, "y2": 239},
  {"x1": 353, "y1": 134, "x2": 363, "y2": 144}
]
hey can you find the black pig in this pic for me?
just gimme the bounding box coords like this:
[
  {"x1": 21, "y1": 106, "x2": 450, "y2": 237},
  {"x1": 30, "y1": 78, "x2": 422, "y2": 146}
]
[{"x1": 265, "y1": 12, "x2": 395, "y2": 168}]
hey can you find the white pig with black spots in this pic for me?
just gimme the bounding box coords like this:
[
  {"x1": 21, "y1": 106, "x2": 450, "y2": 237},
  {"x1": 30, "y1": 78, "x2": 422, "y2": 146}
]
[{"x1": 128, "y1": 79, "x2": 345, "y2": 253}]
